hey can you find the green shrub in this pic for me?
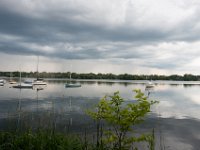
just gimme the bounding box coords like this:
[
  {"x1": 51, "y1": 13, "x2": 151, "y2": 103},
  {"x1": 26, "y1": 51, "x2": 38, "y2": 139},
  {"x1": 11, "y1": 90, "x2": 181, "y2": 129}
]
[{"x1": 87, "y1": 89, "x2": 157, "y2": 150}]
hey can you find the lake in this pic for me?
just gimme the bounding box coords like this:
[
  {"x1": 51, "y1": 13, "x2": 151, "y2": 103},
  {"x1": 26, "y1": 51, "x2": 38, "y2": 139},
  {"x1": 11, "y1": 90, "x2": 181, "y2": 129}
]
[{"x1": 0, "y1": 79, "x2": 200, "y2": 150}]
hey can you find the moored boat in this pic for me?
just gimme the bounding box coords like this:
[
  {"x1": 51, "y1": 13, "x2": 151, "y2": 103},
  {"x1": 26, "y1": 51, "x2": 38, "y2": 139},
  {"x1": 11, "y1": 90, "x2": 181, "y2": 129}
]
[
  {"x1": 9, "y1": 72, "x2": 17, "y2": 84},
  {"x1": 65, "y1": 70, "x2": 81, "y2": 88},
  {"x1": 0, "y1": 79, "x2": 5, "y2": 86},
  {"x1": 145, "y1": 81, "x2": 155, "y2": 88},
  {"x1": 33, "y1": 56, "x2": 47, "y2": 85},
  {"x1": 9, "y1": 80, "x2": 17, "y2": 84},
  {"x1": 12, "y1": 69, "x2": 33, "y2": 89},
  {"x1": 13, "y1": 83, "x2": 33, "y2": 89},
  {"x1": 33, "y1": 78, "x2": 47, "y2": 85}
]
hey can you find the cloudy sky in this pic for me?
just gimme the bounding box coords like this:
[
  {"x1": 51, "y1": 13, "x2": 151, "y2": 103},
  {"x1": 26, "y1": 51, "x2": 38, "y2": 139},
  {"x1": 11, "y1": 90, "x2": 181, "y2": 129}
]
[{"x1": 1, "y1": 0, "x2": 200, "y2": 74}]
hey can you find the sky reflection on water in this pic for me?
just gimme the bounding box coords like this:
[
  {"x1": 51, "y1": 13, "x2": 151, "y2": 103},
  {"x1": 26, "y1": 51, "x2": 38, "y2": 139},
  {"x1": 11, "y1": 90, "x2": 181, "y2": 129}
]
[{"x1": 0, "y1": 80, "x2": 200, "y2": 150}]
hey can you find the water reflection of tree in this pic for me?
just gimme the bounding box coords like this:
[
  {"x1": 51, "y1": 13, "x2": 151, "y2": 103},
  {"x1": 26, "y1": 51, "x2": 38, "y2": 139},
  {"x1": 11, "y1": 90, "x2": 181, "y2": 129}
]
[{"x1": 183, "y1": 84, "x2": 200, "y2": 88}]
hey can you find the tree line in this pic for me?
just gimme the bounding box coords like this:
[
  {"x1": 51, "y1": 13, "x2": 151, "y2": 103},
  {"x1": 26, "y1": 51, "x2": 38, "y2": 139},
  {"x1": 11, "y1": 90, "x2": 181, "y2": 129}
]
[{"x1": 0, "y1": 71, "x2": 199, "y2": 81}]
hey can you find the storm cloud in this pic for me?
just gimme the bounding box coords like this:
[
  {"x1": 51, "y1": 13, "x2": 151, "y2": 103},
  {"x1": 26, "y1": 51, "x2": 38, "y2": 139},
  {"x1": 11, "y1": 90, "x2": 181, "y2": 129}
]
[{"x1": 1, "y1": 0, "x2": 200, "y2": 74}]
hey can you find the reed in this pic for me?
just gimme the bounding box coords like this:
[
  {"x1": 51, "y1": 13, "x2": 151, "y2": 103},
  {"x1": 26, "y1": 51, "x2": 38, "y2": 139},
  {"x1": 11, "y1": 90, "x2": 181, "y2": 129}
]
[{"x1": 0, "y1": 130, "x2": 84, "y2": 150}]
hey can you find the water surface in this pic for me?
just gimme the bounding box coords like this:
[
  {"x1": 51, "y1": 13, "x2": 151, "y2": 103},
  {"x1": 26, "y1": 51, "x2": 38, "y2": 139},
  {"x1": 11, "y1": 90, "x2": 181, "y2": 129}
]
[{"x1": 0, "y1": 79, "x2": 200, "y2": 150}]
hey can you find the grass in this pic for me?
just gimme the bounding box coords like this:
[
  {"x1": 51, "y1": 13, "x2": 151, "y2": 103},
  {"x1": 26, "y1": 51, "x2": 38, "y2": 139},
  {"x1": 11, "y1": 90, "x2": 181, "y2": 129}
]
[{"x1": 0, "y1": 130, "x2": 86, "y2": 150}]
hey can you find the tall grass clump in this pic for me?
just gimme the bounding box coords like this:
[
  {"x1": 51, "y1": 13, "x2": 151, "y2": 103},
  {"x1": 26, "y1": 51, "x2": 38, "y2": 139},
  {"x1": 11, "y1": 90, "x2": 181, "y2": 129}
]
[{"x1": 0, "y1": 130, "x2": 84, "y2": 150}]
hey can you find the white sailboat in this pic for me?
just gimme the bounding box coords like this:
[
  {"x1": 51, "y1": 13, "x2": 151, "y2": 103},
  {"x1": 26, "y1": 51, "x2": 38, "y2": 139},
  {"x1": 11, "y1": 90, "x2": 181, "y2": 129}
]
[
  {"x1": 0, "y1": 79, "x2": 5, "y2": 86},
  {"x1": 33, "y1": 78, "x2": 47, "y2": 85},
  {"x1": 13, "y1": 69, "x2": 33, "y2": 89},
  {"x1": 65, "y1": 71, "x2": 81, "y2": 88},
  {"x1": 9, "y1": 72, "x2": 17, "y2": 84},
  {"x1": 33, "y1": 56, "x2": 47, "y2": 85},
  {"x1": 145, "y1": 81, "x2": 155, "y2": 88},
  {"x1": 24, "y1": 78, "x2": 33, "y2": 84}
]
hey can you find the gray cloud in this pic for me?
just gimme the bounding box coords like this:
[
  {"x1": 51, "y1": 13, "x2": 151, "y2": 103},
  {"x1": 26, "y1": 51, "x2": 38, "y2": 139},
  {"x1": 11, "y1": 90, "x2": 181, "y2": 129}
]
[{"x1": 1, "y1": 0, "x2": 200, "y2": 74}]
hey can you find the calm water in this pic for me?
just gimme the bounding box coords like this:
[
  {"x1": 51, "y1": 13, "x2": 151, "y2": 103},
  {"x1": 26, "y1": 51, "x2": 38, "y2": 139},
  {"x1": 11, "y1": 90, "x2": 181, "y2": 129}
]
[{"x1": 1, "y1": 79, "x2": 200, "y2": 150}]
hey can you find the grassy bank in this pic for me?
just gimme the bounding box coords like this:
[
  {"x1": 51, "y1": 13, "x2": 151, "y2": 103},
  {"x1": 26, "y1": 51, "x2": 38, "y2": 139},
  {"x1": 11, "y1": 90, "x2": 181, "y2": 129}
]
[{"x1": 0, "y1": 130, "x2": 86, "y2": 150}]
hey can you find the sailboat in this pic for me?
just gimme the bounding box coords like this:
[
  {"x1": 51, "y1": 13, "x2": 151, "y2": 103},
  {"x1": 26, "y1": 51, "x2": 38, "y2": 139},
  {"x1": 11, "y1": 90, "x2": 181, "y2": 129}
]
[
  {"x1": 13, "y1": 70, "x2": 33, "y2": 89},
  {"x1": 33, "y1": 56, "x2": 47, "y2": 85},
  {"x1": 65, "y1": 71, "x2": 81, "y2": 88},
  {"x1": 145, "y1": 81, "x2": 155, "y2": 88},
  {"x1": 0, "y1": 79, "x2": 5, "y2": 86},
  {"x1": 9, "y1": 72, "x2": 17, "y2": 84}
]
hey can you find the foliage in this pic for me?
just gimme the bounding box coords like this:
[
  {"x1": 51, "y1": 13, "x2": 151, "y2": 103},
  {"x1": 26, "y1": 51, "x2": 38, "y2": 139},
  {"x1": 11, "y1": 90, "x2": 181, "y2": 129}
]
[
  {"x1": 87, "y1": 89, "x2": 157, "y2": 150},
  {"x1": 0, "y1": 130, "x2": 84, "y2": 150},
  {"x1": 0, "y1": 71, "x2": 200, "y2": 81}
]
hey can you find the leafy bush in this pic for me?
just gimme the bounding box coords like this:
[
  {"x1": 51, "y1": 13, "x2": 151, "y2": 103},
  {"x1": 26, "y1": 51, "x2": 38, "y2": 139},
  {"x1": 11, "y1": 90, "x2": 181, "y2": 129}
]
[{"x1": 87, "y1": 89, "x2": 157, "y2": 150}]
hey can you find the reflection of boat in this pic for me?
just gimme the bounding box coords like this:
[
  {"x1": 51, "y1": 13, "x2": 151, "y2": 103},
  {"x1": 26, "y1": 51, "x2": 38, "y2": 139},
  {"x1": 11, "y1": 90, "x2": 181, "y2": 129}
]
[
  {"x1": 145, "y1": 84, "x2": 155, "y2": 97},
  {"x1": 33, "y1": 84, "x2": 46, "y2": 91},
  {"x1": 65, "y1": 83, "x2": 81, "y2": 88},
  {"x1": 17, "y1": 88, "x2": 22, "y2": 130}
]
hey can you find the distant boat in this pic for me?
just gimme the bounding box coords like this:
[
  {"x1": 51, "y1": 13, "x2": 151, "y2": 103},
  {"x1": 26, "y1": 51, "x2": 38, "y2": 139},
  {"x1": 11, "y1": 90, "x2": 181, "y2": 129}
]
[
  {"x1": 145, "y1": 81, "x2": 155, "y2": 88},
  {"x1": 13, "y1": 83, "x2": 33, "y2": 89},
  {"x1": 0, "y1": 79, "x2": 5, "y2": 83},
  {"x1": 0, "y1": 79, "x2": 5, "y2": 86},
  {"x1": 9, "y1": 72, "x2": 17, "y2": 84},
  {"x1": 65, "y1": 70, "x2": 81, "y2": 88},
  {"x1": 33, "y1": 84, "x2": 45, "y2": 91},
  {"x1": 13, "y1": 69, "x2": 33, "y2": 89},
  {"x1": 33, "y1": 78, "x2": 47, "y2": 85},
  {"x1": 33, "y1": 56, "x2": 47, "y2": 85},
  {"x1": 9, "y1": 81, "x2": 17, "y2": 84},
  {"x1": 0, "y1": 81, "x2": 4, "y2": 86},
  {"x1": 24, "y1": 79, "x2": 33, "y2": 84}
]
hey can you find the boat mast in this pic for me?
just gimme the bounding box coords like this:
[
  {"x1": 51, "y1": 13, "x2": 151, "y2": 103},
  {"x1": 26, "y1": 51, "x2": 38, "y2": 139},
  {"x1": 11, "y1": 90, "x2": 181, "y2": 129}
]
[
  {"x1": 10, "y1": 72, "x2": 12, "y2": 81},
  {"x1": 37, "y1": 56, "x2": 39, "y2": 80},
  {"x1": 69, "y1": 65, "x2": 72, "y2": 81},
  {"x1": 19, "y1": 67, "x2": 21, "y2": 86}
]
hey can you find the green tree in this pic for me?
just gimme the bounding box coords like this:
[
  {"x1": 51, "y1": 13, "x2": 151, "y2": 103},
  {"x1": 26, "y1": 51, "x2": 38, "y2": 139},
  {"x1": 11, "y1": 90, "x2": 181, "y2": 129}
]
[{"x1": 88, "y1": 89, "x2": 157, "y2": 150}]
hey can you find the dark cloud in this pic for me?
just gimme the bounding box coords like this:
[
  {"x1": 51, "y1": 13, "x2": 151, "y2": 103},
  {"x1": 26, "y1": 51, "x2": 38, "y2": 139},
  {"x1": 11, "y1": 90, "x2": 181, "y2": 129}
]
[
  {"x1": 0, "y1": 0, "x2": 169, "y2": 60},
  {"x1": 1, "y1": 0, "x2": 200, "y2": 74}
]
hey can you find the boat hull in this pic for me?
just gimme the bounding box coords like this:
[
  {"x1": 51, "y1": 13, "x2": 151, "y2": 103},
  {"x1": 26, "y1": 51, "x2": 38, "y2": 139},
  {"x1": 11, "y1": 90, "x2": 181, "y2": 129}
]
[
  {"x1": 33, "y1": 80, "x2": 47, "y2": 85},
  {"x1": 33, "y1": 82, "x2": 47, "y2": 85},
  {"x1": 9, "y1": 81, "x2": 17, "y2": 84},
  {"x1": 13, "y1": 84, "x2": 33, "y2": 89}
]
